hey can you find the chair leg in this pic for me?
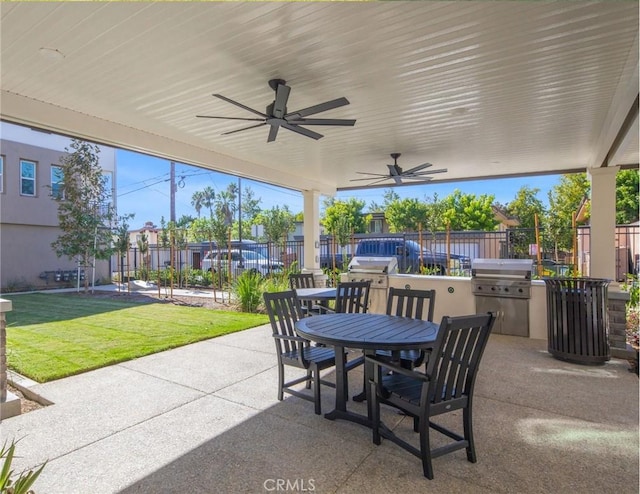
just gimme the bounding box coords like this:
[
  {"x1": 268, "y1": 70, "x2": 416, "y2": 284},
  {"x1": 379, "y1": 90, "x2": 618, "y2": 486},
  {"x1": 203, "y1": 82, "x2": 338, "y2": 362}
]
[
  {"x1": 370, "y1": 380, "x2": 381, "y2": 445},
  {"x1": 419, "y1": 416, "x2": 434, "y2": 480},
  {"x1": 463, "y1": 407, "x2": 477, "y2": 463},
  {"x1": 277, "y1": 363, "x2": 284, "y2": 401},
  {"x1": 312, "y1": 365, "x2": 322, "y2": 415},
  {"x1": 306, "y1": 369, "x2": 312, "y2": 389}
]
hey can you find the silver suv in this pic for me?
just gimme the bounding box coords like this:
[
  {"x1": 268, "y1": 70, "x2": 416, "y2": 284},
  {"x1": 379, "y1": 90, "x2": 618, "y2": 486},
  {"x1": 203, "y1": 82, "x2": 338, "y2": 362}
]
[{"x1": 201, "y1": 249, "x2": 283, "y2": 277}]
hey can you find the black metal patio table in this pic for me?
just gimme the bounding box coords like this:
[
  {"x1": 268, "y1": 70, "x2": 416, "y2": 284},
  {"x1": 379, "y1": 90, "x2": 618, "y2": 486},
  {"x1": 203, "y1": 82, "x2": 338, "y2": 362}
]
[{"x1": 294, "y1": 313, "x2": 439, "y2": 427}]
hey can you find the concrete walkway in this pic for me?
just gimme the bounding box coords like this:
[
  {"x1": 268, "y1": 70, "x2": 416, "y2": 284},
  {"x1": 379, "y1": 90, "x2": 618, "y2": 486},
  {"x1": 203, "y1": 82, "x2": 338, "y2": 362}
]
[{"x1": 1, "y1": 301, "x2": 638, "y2": 493}]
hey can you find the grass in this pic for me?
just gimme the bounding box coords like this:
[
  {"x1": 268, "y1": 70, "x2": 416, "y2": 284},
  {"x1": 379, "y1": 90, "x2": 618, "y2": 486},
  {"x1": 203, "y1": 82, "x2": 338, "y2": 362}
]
[{"x1": 3, "y1": 293, "x2": 269, "y2": 383}]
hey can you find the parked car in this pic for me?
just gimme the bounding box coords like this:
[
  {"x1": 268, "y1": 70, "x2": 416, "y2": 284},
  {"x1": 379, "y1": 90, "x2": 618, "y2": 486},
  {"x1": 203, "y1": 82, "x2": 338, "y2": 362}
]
[
  {"x1": 354, "y1": 238, "x2": 470, "y2": 275},
  {"x1": 201, "y1": 249, "x2": 284, "y2": 277}
]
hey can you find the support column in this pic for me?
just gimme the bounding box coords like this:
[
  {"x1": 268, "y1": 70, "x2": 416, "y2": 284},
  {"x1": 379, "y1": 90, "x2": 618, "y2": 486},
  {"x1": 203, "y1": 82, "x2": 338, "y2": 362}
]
[
  {"x1": 588, "y1": 167, "x2": 618, "y2": 281},
  {"x1": 302, "y1": 189, "x2": 322, "y2": 274},
  {"x1": 0, "y1": 298, "x2": 20, "y2": 419}
]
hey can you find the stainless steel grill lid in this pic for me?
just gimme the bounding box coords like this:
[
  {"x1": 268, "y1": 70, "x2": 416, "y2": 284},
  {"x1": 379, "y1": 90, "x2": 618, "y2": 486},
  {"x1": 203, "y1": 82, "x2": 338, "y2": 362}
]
[
  {"x1": 471, "y1": 258, "x2": 533, "y2": 280},
  {"x1": 347, "y1": 256, "x2": 399, "y2": 274}
]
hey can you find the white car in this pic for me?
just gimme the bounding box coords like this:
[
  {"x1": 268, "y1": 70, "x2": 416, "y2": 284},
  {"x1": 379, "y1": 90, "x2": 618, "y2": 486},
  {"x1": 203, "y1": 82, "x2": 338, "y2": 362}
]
[{"x1": 201, "y1": 249, "x2": 283, "y2": 277}]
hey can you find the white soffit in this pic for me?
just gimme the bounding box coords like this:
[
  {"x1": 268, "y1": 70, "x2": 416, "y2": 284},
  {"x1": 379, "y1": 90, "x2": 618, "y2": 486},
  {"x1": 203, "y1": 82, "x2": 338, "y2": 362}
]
[{"x1": 1, "y1": 1, "x2": 638, "y2": 194}]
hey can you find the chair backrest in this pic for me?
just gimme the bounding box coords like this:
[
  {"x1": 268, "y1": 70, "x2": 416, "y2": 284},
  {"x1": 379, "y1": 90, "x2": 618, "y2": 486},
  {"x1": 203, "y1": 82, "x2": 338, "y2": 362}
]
[
  {"x1": 426, "y1": 312, "x2": 496, "y2": 404},
  {"x1": 386, "y1": 287, "x2": 436, "y2": 321},
  {"x1": 289, "y1": 273, "x2": 316, "y2": 290},
  {"x1": 335, "y1": 281, "x2": 371, "y2": 313},
  {"x1": 263, "y1": 291, "x2": 305, "y2": 355}
]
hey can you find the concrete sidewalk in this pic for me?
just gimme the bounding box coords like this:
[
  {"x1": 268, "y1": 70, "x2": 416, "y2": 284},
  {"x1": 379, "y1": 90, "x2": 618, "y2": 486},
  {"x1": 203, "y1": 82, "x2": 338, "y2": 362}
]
[{"x1": 1, "y1": 325, "x2": 638, "y2": 493}]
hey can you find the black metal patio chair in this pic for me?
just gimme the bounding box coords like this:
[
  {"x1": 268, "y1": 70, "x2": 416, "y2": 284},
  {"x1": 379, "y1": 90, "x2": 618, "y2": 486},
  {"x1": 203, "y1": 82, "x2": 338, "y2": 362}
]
[
  {"x1": 263, "y1": 290, "x2": 336, "y2": 415},
  {"x1": 367, "y1": 312, "x2": 496, "y2": 479}
]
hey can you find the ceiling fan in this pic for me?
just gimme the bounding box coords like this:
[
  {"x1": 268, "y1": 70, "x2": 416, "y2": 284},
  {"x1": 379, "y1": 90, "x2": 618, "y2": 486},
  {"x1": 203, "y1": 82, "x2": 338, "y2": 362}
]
[
  {"x1": 196, "y1": 79, "x2": 356, "y2": 143},
  {"x1": 350, "y1": 153, "x2": 448, "y2": 186}
]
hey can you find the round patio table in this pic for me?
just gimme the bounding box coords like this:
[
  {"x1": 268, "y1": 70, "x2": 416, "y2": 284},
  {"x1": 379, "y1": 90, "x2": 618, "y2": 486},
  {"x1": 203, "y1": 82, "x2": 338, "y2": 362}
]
[{"x1": 295, "y1": 313, "x2": 438, "y2": 426}]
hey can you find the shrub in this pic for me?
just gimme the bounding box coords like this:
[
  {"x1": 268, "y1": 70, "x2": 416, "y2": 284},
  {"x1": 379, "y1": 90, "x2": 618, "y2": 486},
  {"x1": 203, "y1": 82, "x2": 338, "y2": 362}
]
[
  {"x1": 0, "y1": 440, "x2": 46, "y2": 494},
  {"x1": 233, "y1": 270, "x2": 264, "y2": 313}
]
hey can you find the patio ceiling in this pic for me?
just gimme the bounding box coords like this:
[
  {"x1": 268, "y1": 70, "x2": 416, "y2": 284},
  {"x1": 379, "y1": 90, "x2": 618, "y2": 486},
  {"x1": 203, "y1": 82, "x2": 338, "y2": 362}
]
[{"x1": 1, "y1": 1, "x2": 638, "y2": 196}]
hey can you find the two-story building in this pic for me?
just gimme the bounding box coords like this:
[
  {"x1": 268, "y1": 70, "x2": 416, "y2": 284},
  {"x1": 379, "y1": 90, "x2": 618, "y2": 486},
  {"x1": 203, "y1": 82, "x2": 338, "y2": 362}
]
[{"x1": 0, "y1": 123, "x2": 117, "y2": 291}]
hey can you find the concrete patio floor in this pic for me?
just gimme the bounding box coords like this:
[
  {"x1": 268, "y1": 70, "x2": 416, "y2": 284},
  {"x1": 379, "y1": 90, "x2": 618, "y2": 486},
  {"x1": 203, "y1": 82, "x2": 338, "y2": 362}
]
[{"x1": 1, "y1": 325, "x2": 638, "y2": 494}]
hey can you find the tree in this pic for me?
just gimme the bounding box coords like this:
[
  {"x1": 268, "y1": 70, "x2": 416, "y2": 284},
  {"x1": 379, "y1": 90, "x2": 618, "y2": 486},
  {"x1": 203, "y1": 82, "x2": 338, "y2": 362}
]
[
  {"x1": 191, "y1": 190, "x2": 206, "y2": 217},
  {"x1": 423, "y1": 193, "x2": 447, "y2": 233},
  {"x1": 505, "y1": 186, "x2": 545, "y2": 229},
  {"x1": 384, "y1": 198, "x2": 429, "y2": 233},
  {"x1": 321, "y1": 198, "x2": 369, "y2": 235},
  {"x1": 505, "y1": 186, "x2": 546, "y2": 257},
  {"x1": 440, "y1": 190, "x2": 498, "y2": 231},
  {"x1": 136, "y1": 232, "x2": 149, "y2": 281},
  {"x1": 616, "y1": 169, "x2": 639, "y2": 225},
  {"x1": 255, "y1": 206, "x2": 296, "y2": 244},
  {"x1": 51, "y1": 139, "x2": 116, "y2": 291},
  {"x1": 237, "y1": 185, "x2": 262, "y2": 239},
  {"x1": 113, "y1": 214, "x2": 135, "y2": 286},
  {"x1": 547, "y1": 173, "x2": 590, "y2": 253}
]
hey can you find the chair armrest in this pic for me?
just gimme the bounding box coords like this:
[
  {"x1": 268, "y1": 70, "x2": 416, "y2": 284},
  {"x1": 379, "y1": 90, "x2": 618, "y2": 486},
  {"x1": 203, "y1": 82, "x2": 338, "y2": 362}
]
[
  {"x1": 274, "y1": 334, "x2": 308, "y2": 344},
  {"x1": 366, "y1": 354, "x2": 430, "y2": 382}
]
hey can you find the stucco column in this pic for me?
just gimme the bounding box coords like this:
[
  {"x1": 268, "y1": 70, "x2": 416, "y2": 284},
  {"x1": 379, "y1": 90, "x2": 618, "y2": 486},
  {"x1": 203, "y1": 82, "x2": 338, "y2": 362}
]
[
  {"x1": 302, "y1": 189, "x2": 322, "y2": 273},
  {"x1": 0, "y1": 298, "x2": 13, "y2": 403},
  {"x1": 588, "y1": 166, "x2": 618, "y2": 281}
]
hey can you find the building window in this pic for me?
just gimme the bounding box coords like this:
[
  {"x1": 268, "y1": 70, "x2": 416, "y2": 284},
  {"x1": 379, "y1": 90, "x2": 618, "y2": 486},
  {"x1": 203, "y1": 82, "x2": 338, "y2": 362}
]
[
  {"x1": 369, "y1": 219, "x2": 383, "y2": 233},
  {"x1": 20, "y1": 159, "x2": 36, "y2": 196},
  {"x1": 51, "y1": 165, "x2": 65, "y2": 199},
  {"x1": 0, "y1": 155, "x2": 4, "y2": 193}
]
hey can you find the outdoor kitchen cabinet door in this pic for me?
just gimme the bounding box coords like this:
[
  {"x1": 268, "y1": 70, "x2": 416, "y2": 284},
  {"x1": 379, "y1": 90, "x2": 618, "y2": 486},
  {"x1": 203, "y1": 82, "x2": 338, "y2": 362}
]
[{"x1": 475, "y1": 297, "x2": 529, "y2": 337}]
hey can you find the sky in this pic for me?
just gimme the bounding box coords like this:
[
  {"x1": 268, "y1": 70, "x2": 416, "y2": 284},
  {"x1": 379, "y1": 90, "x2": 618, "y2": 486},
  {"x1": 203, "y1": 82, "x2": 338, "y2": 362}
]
[{"x1": 117, "y1": 149, "x2": 561, "y2": 229}]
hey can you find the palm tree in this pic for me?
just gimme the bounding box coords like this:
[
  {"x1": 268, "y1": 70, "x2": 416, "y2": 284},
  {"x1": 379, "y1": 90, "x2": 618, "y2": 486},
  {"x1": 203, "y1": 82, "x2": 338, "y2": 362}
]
[{"x1": 191, "y1": 190, "x2": 206, "y2": 217}]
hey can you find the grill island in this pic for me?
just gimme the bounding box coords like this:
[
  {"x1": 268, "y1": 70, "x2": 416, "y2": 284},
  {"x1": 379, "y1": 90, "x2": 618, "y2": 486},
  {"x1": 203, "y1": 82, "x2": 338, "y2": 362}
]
[
  {"x1": 471, "y1": 258, "x2": 533, "y2": 337},
  {"x1": 347, "y1": 257, "x2": 398, "y2": 312}
]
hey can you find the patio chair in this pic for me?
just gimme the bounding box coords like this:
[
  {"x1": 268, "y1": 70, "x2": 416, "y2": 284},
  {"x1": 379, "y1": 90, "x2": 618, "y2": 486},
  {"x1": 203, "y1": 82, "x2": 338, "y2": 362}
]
[
  {"x1": 354, "y1": 287, "x2": 437, "y2": 402},
  {"x1": 334, "y1": 280, "x2": 371, "y2": 314},
  {"x1": 289, "y1": 273, "x2": 324, "y2": 315},
  {"x1": 379, "y1": 287, "x2": 437, "y2": 368},
  {"x1": 367, "y1": 312, "x2": 496, "y2": 479},
  {"x1": 333, "y1": 280, "x2": 371, "y2": 373},
  {"x1": 263, "y1": 290, "x2": 336, "y2": 415}
]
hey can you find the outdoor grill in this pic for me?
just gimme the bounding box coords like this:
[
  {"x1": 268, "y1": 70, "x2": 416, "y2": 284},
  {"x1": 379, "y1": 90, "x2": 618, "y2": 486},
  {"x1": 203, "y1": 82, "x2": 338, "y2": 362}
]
[
  {"x1": 346, "y1": 256, "x2": 398, "y2": 313},
  {"x1": 346, "y1": 256, "x2": 399, "y2": 288},
  {"x1": 471, "y1": 258, "x2": 533, "y2": 336}
]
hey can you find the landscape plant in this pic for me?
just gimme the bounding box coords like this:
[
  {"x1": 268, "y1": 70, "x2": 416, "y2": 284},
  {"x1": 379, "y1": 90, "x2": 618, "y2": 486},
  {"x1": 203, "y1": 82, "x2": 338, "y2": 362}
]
[
  {"x1": 51, "y1": 139, "x2": 116, "y2": 292},
  {"x1": 0, "y1": 440, "x2": 46, "y2": 494},
  {"x1": 233, "y1": 270, "x2": 264, "y2": 313}
]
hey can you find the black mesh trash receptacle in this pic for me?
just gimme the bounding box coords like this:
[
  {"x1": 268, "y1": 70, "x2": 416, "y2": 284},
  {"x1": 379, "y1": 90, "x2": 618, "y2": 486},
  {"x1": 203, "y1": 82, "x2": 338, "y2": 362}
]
[{"x1": 544, "y1": 277, "x2": 611, "y2": 365}]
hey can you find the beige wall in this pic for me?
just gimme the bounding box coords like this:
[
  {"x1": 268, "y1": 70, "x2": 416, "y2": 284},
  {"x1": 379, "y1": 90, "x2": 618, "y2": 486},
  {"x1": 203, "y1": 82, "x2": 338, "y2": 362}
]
[{"x1": 0, "y1": 133, "x2": 116, "y2": 291}]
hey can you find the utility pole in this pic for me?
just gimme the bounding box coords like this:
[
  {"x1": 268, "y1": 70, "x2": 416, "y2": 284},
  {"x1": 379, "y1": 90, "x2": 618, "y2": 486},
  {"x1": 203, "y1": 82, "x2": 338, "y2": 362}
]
[{"x1": 238, "y1": 177, "x2": 242, "y2": 245}]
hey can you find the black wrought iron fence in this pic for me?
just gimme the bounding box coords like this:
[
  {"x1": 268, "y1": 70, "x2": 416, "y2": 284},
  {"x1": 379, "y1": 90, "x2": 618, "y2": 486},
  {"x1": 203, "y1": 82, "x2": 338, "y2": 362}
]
[{"x1": 110, "y1": 225, "x2": 639, "y2": 284}]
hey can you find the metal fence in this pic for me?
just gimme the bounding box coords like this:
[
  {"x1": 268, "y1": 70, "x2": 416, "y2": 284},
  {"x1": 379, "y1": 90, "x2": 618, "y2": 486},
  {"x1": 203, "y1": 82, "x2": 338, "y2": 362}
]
[{"x1": 110, "y1": 225, "x2": 639, "y2": 284}]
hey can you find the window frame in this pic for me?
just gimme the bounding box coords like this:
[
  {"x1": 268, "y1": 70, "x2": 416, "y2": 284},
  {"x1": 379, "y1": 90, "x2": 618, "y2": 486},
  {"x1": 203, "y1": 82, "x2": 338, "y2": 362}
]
[
  {"x1": 51, "y1": 164, "x2": 65, "y2": 200},
  {"x1": 0, "y1": 155, "x2": 4, "y2": 194},
  {"x1": 19, "y1": 159, "x2": 37, "y2": 197}
]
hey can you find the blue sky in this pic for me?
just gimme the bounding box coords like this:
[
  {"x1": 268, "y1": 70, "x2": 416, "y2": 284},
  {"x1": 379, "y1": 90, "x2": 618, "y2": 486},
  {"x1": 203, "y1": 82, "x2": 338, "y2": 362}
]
[{"x1": 116, "y1": 149, "x2": 561, "y2": 228}]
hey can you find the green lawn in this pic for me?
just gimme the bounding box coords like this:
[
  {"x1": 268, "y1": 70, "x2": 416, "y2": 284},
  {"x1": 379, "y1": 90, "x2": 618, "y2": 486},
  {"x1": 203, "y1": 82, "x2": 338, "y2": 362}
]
[{"x1": 3, "y1": 293, "x2": 269, "y2": 383}]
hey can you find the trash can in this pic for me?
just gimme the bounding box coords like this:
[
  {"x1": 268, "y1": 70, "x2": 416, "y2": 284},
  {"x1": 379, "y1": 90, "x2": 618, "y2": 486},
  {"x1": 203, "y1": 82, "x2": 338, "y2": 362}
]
[{"x1": 543, "y1": 277, "x2": 611, "y2": 365}]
